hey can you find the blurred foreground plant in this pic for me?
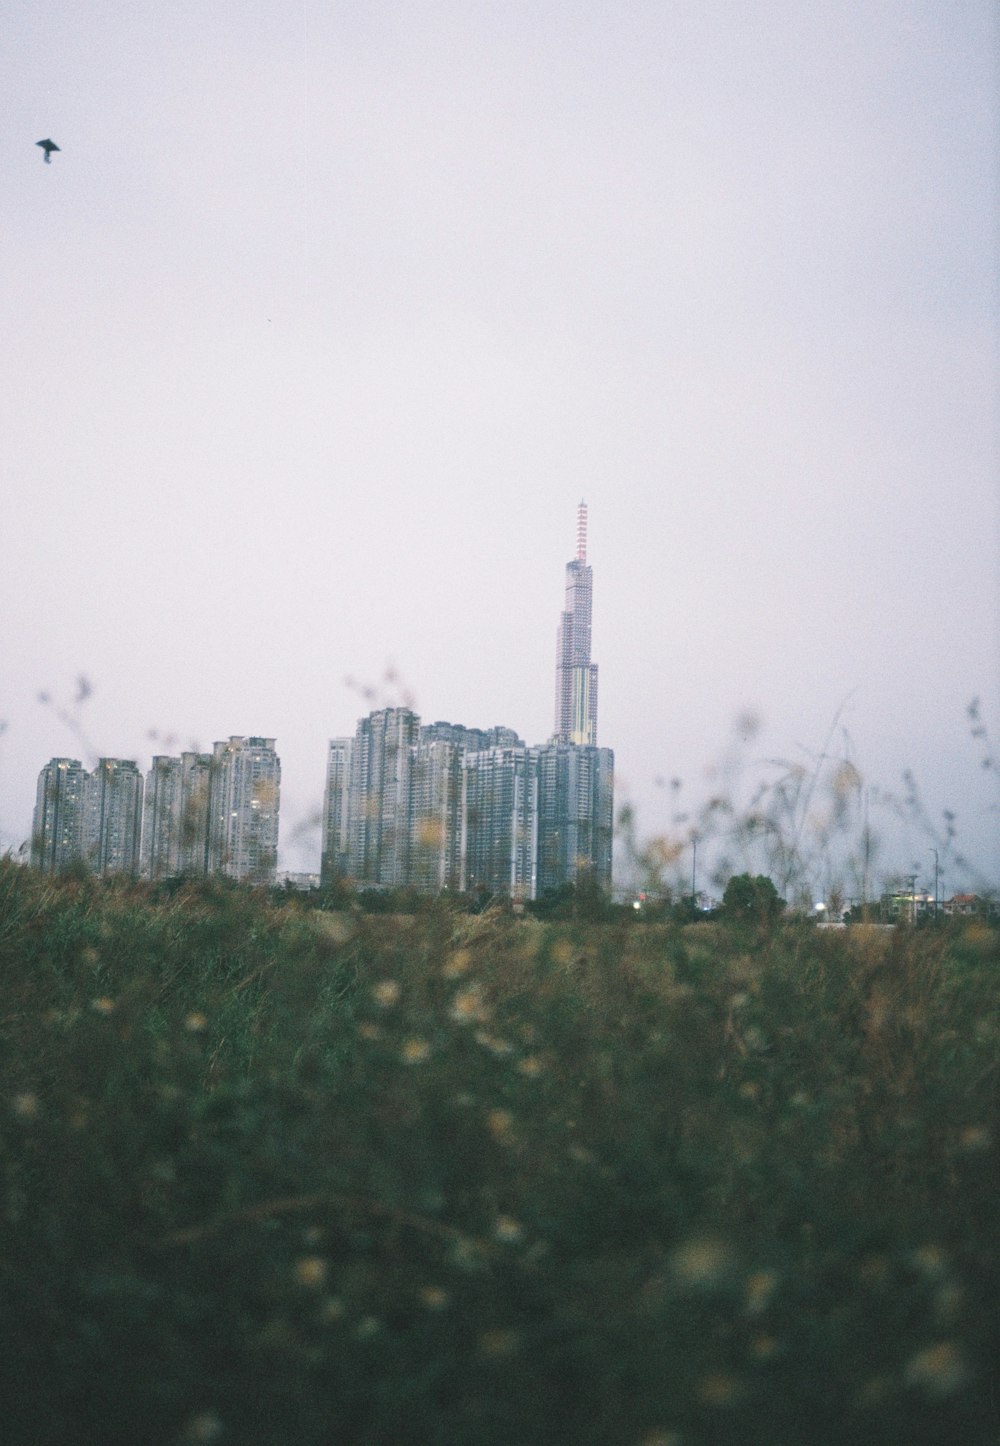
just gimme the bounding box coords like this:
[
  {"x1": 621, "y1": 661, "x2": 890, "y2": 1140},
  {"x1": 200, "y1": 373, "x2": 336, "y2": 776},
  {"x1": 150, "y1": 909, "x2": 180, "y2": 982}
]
[
  {"x1": 619, "y1": 701, "x2": 997, "y2": 912},
  {"x1": 0, "y1": 862, "x2": 998, "y2": 1444}
]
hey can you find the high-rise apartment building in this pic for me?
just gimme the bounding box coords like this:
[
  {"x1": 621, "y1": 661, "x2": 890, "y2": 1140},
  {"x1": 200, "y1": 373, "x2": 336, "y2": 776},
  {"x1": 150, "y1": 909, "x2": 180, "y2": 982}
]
[
  {"x1": 207, "y1": 736, "x2": 281, "y2": 884},
  {"x1": 320, "y1": 737, "x2": 353, "y2": 885},
  {"x1": 462, "y1": 744, "x2": 538, "y2": 900},
  {"x1": 89, "y1": 758, "x2": 145, "y2": 876},
  {"x1": 31, "y1": 758, "x2": 91, "y2": 873},
  {"x1": 142, "y1": 755, "x2": 183, "y2": 880},
  {"x1": 177, "y1": 752, "x2": 213, "y2": 875},
  {"x1": 346, "y1": 709, "x2": 420, "y2": 886},
  {"x1": 140, "y1": 750, "x2": 215, "y2": 879},
  {"x1": 409, "y1": 736, "x2": 464, "y2": 893},
  {"x1": 535, "y1": 741, "x2": 614, "y2": 895},
  {"x1": 554, "y1": 500, "x2": 599, "y2": 746}
]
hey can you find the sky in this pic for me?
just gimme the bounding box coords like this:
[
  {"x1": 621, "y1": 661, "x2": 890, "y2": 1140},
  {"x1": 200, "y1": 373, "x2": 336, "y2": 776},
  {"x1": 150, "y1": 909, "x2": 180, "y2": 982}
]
[{"x1": 3, "y1": 0, "x2": 997, "y2": 897}]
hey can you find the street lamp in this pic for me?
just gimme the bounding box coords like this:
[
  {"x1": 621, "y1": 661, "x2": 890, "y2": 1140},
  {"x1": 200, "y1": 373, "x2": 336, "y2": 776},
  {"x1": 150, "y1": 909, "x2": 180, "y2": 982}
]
[{"x1": 929, "y1": 847, "x2": 939, "y2": 920}]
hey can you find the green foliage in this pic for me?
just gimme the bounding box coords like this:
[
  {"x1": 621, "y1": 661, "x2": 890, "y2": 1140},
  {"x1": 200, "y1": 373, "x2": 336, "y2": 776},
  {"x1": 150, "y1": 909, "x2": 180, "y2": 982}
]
[
  {"x1": 721, "y1": 872, "x2": 787, "y2": 930},
  {"x1": 1, "y1": 860, "x2": 998, "y2": 1444}
]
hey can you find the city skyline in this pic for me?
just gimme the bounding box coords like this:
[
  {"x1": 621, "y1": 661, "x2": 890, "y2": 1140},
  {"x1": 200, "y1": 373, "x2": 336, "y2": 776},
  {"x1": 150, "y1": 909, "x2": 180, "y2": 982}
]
[
  {"x1": 30, "y1": 511, "x2": 614, "y2": 899},
  {"x1": 14, "y1": 490, "x2": 1000, "y2": 899},
  {"x1": 3, "y1": 3, "x2": 997, "y2": 897}
]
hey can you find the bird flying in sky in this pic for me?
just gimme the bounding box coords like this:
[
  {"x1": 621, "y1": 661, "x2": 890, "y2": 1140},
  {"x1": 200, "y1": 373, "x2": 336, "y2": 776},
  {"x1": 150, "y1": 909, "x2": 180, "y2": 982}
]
[{"x1": 36, "y1": 138, "x2": 60, "y2": 163}]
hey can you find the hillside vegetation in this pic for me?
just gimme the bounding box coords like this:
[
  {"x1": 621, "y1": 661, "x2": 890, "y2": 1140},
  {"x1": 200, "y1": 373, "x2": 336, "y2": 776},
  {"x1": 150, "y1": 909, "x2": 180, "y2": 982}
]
[{"x1": 1, "y1": 861, "x2": 998, "y2": 1444}]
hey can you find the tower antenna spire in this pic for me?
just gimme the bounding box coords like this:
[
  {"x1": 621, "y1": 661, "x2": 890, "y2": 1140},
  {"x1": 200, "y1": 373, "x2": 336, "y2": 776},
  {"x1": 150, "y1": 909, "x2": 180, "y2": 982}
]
[{"x1": 576, "y1": 499, "x2": 588, "y2": 563}]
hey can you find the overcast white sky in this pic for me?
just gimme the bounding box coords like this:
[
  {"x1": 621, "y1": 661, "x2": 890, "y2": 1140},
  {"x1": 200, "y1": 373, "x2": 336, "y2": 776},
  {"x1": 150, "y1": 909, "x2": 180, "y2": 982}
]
[{"x1": 3, "y1": 0, "x2": 997, "y2": 894}]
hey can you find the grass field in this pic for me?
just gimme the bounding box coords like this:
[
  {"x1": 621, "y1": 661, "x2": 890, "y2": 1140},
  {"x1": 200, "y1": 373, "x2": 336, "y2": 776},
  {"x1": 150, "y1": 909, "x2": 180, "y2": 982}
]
[{"x1": 1, "y1": 860, "x2": 998, "y2": 1444}]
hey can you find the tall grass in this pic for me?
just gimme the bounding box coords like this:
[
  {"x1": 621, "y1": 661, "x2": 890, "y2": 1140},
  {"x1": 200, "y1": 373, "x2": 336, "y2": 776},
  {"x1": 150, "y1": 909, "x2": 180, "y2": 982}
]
[
  {"x1": 1, "y1": 861, "x2": 998, "y2": 1444},
  {"x1": 619, "y1": 702, "x2": 999, "y2": 910}
]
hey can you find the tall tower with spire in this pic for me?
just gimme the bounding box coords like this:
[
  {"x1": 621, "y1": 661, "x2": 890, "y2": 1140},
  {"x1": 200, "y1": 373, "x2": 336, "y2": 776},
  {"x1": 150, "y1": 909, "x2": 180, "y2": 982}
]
[{"x1": 553, "y1": 501, "x2": 599, "y2": 746}]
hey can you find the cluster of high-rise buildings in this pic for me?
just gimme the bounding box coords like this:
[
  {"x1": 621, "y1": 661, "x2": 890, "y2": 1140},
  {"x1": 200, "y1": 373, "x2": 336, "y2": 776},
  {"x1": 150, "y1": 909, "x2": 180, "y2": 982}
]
[
  {"x1": 31, "y1": 737, "x2": 281, "y2": 885},
  {"x1": 321, "y1": 502, "x2": 612, "y2": 899},
  {"x1": 320, "y1": 712, "x2": 612, "y2": 899},
  {"x1": 30, "y1": 505, "x2": 614, "y2": 897}
]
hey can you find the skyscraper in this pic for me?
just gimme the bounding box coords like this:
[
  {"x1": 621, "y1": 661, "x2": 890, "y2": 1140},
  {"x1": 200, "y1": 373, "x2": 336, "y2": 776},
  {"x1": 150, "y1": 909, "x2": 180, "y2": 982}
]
[
  {"x1": 409, "y1": 735, "x2": 464, "y2": 893},
  {"x1": 554, "y1": 500, "x2": 599, "y2": 746},
  {"x1": 544, "y1": 503, "x2": 614, "y2": 893},
  {"x1": 320, "y1": 737, "x2": 353, "y2": 885},
  {"x1": 142, "y1": 755, "x2": 183, "y2": 880},
  {"x1": 31, "y1": 758, "x2": 91, "y2": 873},
  {"x1": 90, "y1": 758, "x2": 144, "y2": 876},
  {"x1": 535, "y1": 741, "x2": 614, "y2": 895},
  {"x1": 207, "y1": 736, "x2": 281, "y2": 884},
  {"x1": 177, "y1": 751, "x2": 213, "y2": 876},
  {"x1": 462, "y1": 744, "x2": 538, "y2": 900},
  {"x1": 141, "y1": 752, "x2": 216, "y2": 880},
  {"x1": 346, "y1": 708, "x2": 420, "y2": 886}
]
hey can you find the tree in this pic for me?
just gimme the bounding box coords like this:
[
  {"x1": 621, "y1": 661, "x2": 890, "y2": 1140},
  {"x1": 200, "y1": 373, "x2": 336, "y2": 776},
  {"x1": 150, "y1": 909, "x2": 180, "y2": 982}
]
[{"x1": 721, "y1": 873, "x2": 785, "y2": 929}]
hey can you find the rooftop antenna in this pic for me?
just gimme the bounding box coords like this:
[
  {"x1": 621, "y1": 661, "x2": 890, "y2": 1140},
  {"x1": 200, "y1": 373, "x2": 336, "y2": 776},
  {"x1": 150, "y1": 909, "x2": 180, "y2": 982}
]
[{"x1": 576, "y1": 499, "x2": 588, "y2": 563}]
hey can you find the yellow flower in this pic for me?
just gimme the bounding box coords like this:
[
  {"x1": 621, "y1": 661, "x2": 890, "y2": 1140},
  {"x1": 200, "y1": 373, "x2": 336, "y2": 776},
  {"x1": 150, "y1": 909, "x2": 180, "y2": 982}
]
[
  {"x1": 372, "y1": 979, "x2": 401, "y2": 1007},
  {"x1": 486, "y1": 1109, "x2": 517, "y2": 1146},
  {"x1": 90, "y1": 997, "x2": 116, "y2": 1015},
  {"x1": 401, "y1": 1037, "x2": 431, "y2": 1064},
  {"x1": 419, "y1": 1286, "x2": 449, "y2": 1310},
  {"x1": 450, "y1": 984, "x2": 488, "y2": 1025},
  {"x1": 415, "y1": 818, "x2": 446, "y2": 850},
  {"x1": 292, "y1": 1256, "x2": 328, "y2": 1289},
  {"x1": 494, "y1": 1215, "x2": 524, "y2": 1245},
  {"x1": 474, "y1": 1030, "x2": 513, "y2": 1056},
  {"x1": 184, "y1": 1011, "x2": 208, "y2": 1033},
  {"x1": 904, "y1": 1341, "x2": 969, "y2": 1397},
  {"x1": 442, "y1": 948, "x2": 472, "y2": 978},
  {"x1": 670, "y1": 1235, "x2": 734, "y2": 1289}
]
